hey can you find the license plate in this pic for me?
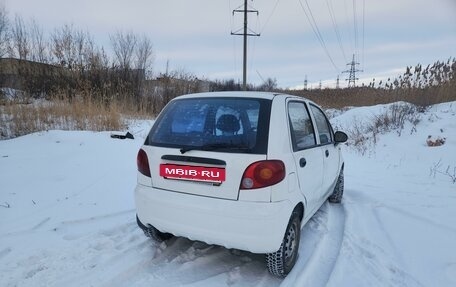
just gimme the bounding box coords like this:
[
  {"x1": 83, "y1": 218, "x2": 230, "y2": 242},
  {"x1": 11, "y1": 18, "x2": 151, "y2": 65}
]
[{"x1": 160, "y1": 164, "x2": 226, "y2": 183}]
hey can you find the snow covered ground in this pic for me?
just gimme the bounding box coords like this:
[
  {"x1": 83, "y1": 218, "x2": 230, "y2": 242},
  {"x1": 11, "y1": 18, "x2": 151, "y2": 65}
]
[{"x1": 1, "y1": 102, "x2": 455, "y2": 287}]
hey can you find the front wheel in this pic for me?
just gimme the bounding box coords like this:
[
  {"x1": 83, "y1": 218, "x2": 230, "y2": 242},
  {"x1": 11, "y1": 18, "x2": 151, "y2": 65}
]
[{"x1": 266, "y1": 211, "x2": 301, "y2": 277}]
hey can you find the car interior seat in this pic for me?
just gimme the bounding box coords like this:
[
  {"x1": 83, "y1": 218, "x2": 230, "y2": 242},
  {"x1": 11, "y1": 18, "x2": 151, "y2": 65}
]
[{"x1": 216, "y1": 114, "x2": 240, "y2": 136}]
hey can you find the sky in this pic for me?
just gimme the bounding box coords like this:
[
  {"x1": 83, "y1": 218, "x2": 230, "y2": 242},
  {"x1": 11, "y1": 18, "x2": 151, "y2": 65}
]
[{"x1": 2, "y1": 0, "x2": 456, "y2": 89}]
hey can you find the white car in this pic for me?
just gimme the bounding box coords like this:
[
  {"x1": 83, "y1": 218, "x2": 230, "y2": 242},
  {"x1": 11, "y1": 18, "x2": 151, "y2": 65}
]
[{"x1": 135, "y1": 91, "x2": 347, "y2": 276}]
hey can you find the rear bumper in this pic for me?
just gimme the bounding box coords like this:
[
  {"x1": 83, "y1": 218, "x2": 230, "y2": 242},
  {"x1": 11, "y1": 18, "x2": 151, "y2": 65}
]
[{"x1": 135, "y1": 184, "x2": 293, "y2": 253}]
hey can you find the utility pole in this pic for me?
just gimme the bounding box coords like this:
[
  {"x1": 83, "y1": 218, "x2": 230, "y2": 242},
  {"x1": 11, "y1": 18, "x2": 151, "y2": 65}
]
[
  {"x1": 231, "y1": 0, "x2": 260, "y2": 91},
  {"x1": 304, "y1": 75, "x2": 308, "y2": 90},
  {"x1": 336, "y1": 75, "x2": 340, "y2": 89},
  {"x1": 343, "y1": 54, "x2": 363, "y2": 87}
]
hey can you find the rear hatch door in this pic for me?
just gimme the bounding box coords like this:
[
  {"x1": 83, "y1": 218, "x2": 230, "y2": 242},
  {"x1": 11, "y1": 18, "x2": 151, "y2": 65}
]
[
  {"x1": 144, "y1": 147, "x2": 266, "y2": 200},
  {"x1": 144, "y1": 96, "x2": 271, "y2": 200}
]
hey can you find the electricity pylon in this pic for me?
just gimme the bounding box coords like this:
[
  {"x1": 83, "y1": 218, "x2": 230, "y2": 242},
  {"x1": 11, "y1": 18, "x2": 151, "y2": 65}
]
[{"x1": 343, "y1": 54, "x2": 363, "y2": 87}]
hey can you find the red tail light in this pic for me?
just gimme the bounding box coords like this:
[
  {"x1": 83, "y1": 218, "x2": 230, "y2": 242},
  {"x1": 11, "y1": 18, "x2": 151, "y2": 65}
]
[
  {"x1": 137, "y1": 149, "x2": 151, "y2": 177},
  {"x1": 240, "y1": 160, "x2": 285, "y2": 189}
]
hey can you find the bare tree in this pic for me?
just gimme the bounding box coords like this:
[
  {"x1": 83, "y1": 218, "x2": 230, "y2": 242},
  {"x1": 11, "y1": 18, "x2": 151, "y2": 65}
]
[
  {"x1": 0, "y1": 3, "x2": 8, "y2": 58},
  {"x1": 258, "y1": 77, "x2": 277, "y2": 92},
  {"x1": 51, "y1": 24, "x2": 95, "y2": 71},
  {"x1": 51, "y1": 25, "x2": 70, "y2": 67},
  {"x1": 110, "y1": 30, "x2": 137, "y2": 70},
  {"x1": 84, "y1": 38, "x2": 103, "y2": 69},
  {"x1": 74, "y1": 29, "x2": 92, "y2": 69},
  {"x1": 160, "y1": 65, "x2": 201, "y2": 107},
  {"x1": 92, "y1": 46, "x2": 110, "y2": 70},
  {"x1": 8, "y1": 14, "x2": 30, "y2": 60},
  {"x1": 51, "y1": 24, "x2": 83, "y2": 69},
  {"x1": 135, "y1": 34, "x2": 153, "y2": 76},
  {"x1": 29, "y1": 18, "x2": 48, "y2": 63}
]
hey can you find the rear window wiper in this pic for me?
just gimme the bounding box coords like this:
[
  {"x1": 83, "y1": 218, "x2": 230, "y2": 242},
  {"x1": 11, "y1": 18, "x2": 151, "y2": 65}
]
[{"x1": 180, "y1": 143, "x2": 250, "y2": 154}]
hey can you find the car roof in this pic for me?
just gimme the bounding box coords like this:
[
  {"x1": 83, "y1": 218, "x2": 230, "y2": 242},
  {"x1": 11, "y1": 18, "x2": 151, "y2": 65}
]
[{"x1": 172, "y1": 91, "x2": 311, "y2": 103}]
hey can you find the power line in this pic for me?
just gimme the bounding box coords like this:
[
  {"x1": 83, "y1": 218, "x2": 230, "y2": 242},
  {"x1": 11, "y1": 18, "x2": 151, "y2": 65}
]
[
  {"x1": 249, "y1": 9, "x2": 260, "y2": 84},
  {"x1": 362, "y1": 0, "x2": 365, "y2": 71},
  {"x1": 229, "y1": 0, "x2": 238, "y2": 80},
  {"x1": 344, "y1": 0, "x2": 354, "y2": 54},
  {"x1": 353, "y1": 0, "x2": 359, "y2": 57},
  {"x1": 326, "y1": 0, "x2": 347, "y2": 63},
  {"x1": 256, "y1": 70, "x2": 265, "y2": 83},
  {"x1": 252, "y1": 0, "x2": 288, "y2": 85},
  {"x1": 260, "y1": 0, "x2": 281, "y2": 34},
  {"x1": 304, "y1": 0, "x2": 339, "y2": 72},
  {"x1": 297, "y1": 0, "x2": 340, "y2": 73}
]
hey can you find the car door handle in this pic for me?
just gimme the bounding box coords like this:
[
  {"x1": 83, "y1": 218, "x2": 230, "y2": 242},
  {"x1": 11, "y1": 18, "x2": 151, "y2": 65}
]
[
  {"x1": 325, "y1": 150, "x2": 329, "y2": 157},
  {"x1": 299, "y1": 158, "x2": 306, "y2": 167}
]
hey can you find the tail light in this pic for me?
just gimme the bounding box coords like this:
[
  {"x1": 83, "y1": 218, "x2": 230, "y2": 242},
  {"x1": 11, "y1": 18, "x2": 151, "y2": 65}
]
[
  {"x1": 240, "y1": 160, "x2": 285, "y2": 189},
  {"x1": 137, "y1": 149, "x2": 151, "y2": 177}
]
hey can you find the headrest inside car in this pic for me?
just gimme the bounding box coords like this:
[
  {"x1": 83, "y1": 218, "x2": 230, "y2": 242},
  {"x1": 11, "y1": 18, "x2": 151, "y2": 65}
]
[{"x1": 216, "y1": 114, "x2": 240, "y2": 134}]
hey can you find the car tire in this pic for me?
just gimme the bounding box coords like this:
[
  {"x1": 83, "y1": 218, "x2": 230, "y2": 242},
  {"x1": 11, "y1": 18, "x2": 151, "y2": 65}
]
[
  {"x1": 266, "y1": 211, "x2": 301, "y2": 277},
  {"x1": 328, "y1": 167, "x2": 344, "y2": 203}
]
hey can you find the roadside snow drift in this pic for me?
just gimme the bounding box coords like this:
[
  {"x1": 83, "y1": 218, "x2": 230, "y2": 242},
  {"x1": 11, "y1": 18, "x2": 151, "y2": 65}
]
[{"x1": 1, "y1": 102, "x2": 455, "y2": 287}]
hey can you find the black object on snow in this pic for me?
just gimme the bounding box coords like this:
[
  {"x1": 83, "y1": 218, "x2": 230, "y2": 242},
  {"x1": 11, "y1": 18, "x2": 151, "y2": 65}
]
[{"x1": 110, "y1": 132, "x2": 134, "y2": 140}]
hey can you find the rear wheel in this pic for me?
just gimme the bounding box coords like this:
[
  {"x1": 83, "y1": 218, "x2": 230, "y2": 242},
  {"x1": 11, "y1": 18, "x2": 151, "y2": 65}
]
[
  {"x1": 266, "y1": 211, "x2": 301, "y2": 277},
  {"x1": 329, "y1": 168, "x2": 344, "y2": 203}
]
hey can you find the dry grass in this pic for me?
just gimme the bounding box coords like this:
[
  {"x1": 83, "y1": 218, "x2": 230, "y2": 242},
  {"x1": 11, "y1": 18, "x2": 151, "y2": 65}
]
[
  {"x1": 288, "y1": 84, "x2": 456, "y2": 110},
  {"x1": 0, "y1": 98, "x2": 127, "y2": 139},
  {"x1": 287, "y1": 58, "x2": 456, "y2": 109},
  {"x1": 1, "y1": 58, "x2": 454, "y2": 139}
]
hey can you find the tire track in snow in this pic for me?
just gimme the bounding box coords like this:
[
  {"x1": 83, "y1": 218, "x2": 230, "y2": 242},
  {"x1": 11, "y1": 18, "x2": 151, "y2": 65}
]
[
  {"x1": 371, "y1": 207, "x2": 406, "y2": 267},
  {"x1": 48, "y1": 221, "x2": 152, "y2": 287},
  {"x1": 8, "y1": 213, "x2": 279, "y2": 287},
  {"x1": 0, "y1": 173, "x2": 111, "y2": 230},
  {"x1": 0, "y1": 247, "x2": 12, "y2": 259},
  {"x1": 382, "y1": 205, "x2": 456, "y2": 234},
  {"x1": 58, "y1": 209, "x2": 135, "y2": 226},
  {"x1": 349, "y1": 188, "x2": 456, "y2": 234},
  {"x1": 2, "y1": 217, "x2": 51, "y2": 237},
  {"x1": 325, "y1": 189, "x2": 426, "y2": 287},
  {"x1": 337, "y1": 231, "x2": 426, "y2": 287},
  {"x1": 100, "y1": 237, "x2": 279, "y2": 287},
  {"x1": 281, "y1": 201, "x2": 345, "y2": 287}
]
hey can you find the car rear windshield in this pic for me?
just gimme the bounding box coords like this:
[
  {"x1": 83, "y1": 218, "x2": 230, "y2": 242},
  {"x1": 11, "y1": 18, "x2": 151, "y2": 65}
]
[{"x1": 146, "y1": 97, "x2": 271, "y2": 154}]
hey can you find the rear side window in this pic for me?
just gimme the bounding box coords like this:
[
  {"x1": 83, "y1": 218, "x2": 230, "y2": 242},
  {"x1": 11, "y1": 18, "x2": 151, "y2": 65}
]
[
  {"x1": 147, "y1": 97, "x2": 271, "y2": 154},
  {"x1": 309, "y1": 105, "x2": 333, "y2": 144},
  {"x1": 288, "y1": 102, "x2": 316, "y2": 151}
]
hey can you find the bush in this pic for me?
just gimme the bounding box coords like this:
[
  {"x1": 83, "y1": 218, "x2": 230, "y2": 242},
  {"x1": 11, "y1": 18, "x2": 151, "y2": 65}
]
[{"x1": 345, "y1": 102, "x2": 422, "y2": 154}]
